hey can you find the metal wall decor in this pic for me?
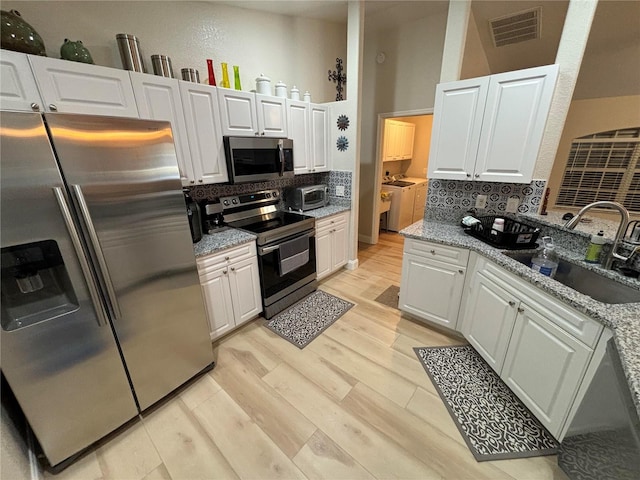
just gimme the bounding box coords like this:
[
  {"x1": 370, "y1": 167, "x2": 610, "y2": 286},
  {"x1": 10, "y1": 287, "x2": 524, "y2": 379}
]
[
  {"x1": 328, "y1": 58, "x2": 347, "y2": 101},
  {"x1": 336, "y1": 136, "x2": 349, "y2": 152},
  {"x1": 337, "y1": 114, "x2": 349, "y2": 131}
]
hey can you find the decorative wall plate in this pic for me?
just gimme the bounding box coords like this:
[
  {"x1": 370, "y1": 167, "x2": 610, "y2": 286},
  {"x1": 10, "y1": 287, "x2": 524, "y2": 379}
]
[
  {"x1": 337, "y1": 114, "x2": 349, "y2": 131},
  {"x1": 336, "y1": 136, "x2": 349, "y2": 152}
]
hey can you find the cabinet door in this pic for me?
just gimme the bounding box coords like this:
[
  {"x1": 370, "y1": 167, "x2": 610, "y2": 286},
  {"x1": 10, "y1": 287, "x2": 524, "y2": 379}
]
[
  {"x1": 217, "y1": 88, "x2": 258, "y2": 136},
  {"x1": 397, "y1": 186, "x2": 416, "y2": 231},
  {"x1": 501, "y1": 303, "x2": 592, "y2": 436},
  {"x1": 255, "y1": 94, "x2": 287, "y2": 137},
  {"x1": 200, "y1": 267, "x2": 235, "y2": 340},
  {"x1": 28, "y1": 56, "x2": 139, "y2": 117},
  {"x1": 428, "y1": 76, "x2": 489, "y2": 180},
  {"x1": 0, "y1": 50, "x2": 44, "y2": 112},
  {"x1": 475, "y1": 64, "x2": 558, "y2": 183},
  {"x1": 286, "y1": 99, "x2": 311, "y2": 174},
  {"x1": 310, "y1": 104, "x2": 329, "y2": 172},
  {"x1": 461, "y1": 273, "x2": 519, "y2": 372},
  {"x1": 331, "y1": 222, "x2": 348, "y2": 271},
  {"x1": 383, "y1": 121, "x2": 399, "y2": 161},
  {"x1": 180, "y1": 82, "x2": 228, "y2": 184},
  {"x1": 400, "y1": 123, "x2": 415, "y2": 159},
  {"x1": 227, "y1": 256, "x2": 263, "y2": 324},
  {"x1": 399, "y1": 254, "x2": 465, "y2": 329},
  {"x1": 412, "y1": 182, "x2": 427, "y2": 223},
  {"x1": 130, "y1": 73, "x2": 193, "y2": 184},
  {"x1": 315, "y1": 227, "x2": 333, "y2": 280}
]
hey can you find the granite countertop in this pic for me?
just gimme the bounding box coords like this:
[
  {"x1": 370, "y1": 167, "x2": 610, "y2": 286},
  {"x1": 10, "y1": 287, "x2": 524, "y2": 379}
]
[
  {"x1": 193, "y1": 202, "x2": 351, "y2": 257},
  {"x1": 400, "y1": 219, "x2": 640, "y2": 417}
]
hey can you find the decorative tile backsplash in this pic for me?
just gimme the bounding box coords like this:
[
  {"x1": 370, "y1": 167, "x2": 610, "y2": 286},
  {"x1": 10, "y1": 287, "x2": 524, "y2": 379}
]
[
  {"x1": 188, "y1": 170, "x2": 352, "y2": 202},
  {"x1": 425, "y1": 179, "x2": 547, "y2": 223}
]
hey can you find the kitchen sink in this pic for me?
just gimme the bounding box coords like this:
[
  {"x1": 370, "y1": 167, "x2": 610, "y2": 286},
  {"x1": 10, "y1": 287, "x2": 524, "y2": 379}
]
[{"x1": 502, "y1": 252, "x2": 640, "y2": 304}]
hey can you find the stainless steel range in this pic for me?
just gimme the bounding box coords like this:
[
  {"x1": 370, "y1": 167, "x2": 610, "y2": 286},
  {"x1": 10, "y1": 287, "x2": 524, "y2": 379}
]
[{"x1": 221, "y1": 190, "x2": 317, "y2": 318}]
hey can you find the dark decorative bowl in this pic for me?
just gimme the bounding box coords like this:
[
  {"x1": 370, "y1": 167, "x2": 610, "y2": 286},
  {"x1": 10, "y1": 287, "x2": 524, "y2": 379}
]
[{"x1": 1, "y1": 10, "x2": 46, "y2": 56}]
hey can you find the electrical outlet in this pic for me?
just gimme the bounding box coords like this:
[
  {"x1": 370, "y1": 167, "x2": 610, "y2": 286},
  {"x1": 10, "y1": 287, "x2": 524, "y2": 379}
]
[
  {"x1": 506, "y1": 197, "x2": 520, "y2": 213},
  {"x1": 335, "y1": 185, "x2": 345, "y2": 197},
  {"x1": 475, "y1": 194, "x2": 487, "y2": 209}
]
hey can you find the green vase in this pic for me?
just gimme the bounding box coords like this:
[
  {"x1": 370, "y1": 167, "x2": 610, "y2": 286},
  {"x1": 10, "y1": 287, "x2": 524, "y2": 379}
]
[
  {"x1": 233, "y1": 65, "x2": 241, "y2": 90},
  {"x1": 60, "y1": 39, "x2": 94, "y2": 64},
  {"x1": 0, "y1": 9, "x2": 46, "y2": 56}
]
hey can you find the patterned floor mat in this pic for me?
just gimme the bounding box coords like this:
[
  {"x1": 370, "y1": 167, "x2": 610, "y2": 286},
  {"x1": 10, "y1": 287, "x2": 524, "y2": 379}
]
[
  {"x1": 265, "y1": 290, "x2": 354, "y2": 349},
  {"x1": 414, "y1": 345, "x2": 559, "y2": 461}
]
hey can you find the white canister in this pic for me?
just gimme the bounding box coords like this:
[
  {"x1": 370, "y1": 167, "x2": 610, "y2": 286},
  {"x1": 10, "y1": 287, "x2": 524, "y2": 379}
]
[
  {"x1": 255, "y1": 74, "x2": 271, "y2": 95},
  {"x1": 275, "y1": 81, "x2": 287, "y2": 98},
  {"x1": 303, "y1": 91, "x2": 311, "y2": 102},
  {"x1": 290, "y1": 86, "x2": 300, "y2": 100}
]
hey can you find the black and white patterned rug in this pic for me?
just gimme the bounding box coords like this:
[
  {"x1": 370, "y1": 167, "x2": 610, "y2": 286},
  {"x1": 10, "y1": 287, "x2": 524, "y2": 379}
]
[
  {"x1": 374, "y1": 285, "x2": 400, "y2": 309},
  {"x1": 414, "y1": 345, "x2": 559, "y2": 461},
  {"x1": 265, "y1": 290, "x2": 354, "y2": 349}
]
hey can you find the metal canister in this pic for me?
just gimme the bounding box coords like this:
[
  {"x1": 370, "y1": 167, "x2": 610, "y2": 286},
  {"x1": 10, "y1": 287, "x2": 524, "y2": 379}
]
[
  {"x1": 151, "y1": 54, "x2": 174, "y2": 78},
  {"x1": 181, "y1": 68, "x2": 200, "y2": 83},
  {"x1": 116, "y1": 34, "x2": 145, "y2": 72}
]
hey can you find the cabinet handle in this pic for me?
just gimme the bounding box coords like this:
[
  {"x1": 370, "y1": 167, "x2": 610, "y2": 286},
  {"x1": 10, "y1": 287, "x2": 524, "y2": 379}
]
[
  {"x1": 30, "y1": 102, "x2": 40, "y2": 111},
  {"x1": 517, "y1": 307, "x2": 525, "y2": 313},
  {"x1": 223, "y1": 269, "x2": 228, "y2": 274},
  {"x1": 190, "y1": 180, "x2": 195, "y2": 184},
  {"x1": 474, "y1": 173, "x2": 480, "y2": 178},
  {"x1": 261, "y1": 132, "x2": 265, "y2": 136},
  {"x1": 198, "y1": 179, "x2": 203, "y2": 183},
  {"x1": 430, "y1": 249, "x2": 436, "y2": 255},
  {"x1": 255, "y1": 132, "x2": 260, "y2": 136},
  {"x1": 230, "y1": 267, "x2": 235, "y2": 272},
  {"x1": 466, "y1": 173, "x2": 471, "y2": 178},
  {"x1": 458, "y1": 269, "x2": 464, "y2": 274},
  {"x1": 49, "y1": 104, "x2": 58, "y2": 112},
  {"x1": 508, "y1": 301, "x2": 516, "y2": 307},
  {"x1": 224, "y1": 256, "x2": 230, "y2": 260}
]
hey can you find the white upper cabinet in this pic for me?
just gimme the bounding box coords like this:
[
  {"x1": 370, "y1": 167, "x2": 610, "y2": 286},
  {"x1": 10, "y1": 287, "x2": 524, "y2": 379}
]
[
  {"x1": 180, "y1": 82, "x2": 228, "y2": 185},
  {"x1": 130, "y1": 73, "x2": 193, "y2": 185},
  {"x1": 310, "y1": 104, "x2": 329, "y2": 172},
  {"x1": 383, "y1": 119, "x2": 416, "y2": 162},
  {"x1": 217, "y1": 88, "x2": 287, "y2": 138},
  {"x1": 286, "y1": 100, "x2": 329, "y2": 174},
  {"x1": 0, "y1": 50, "x2": 44, "y2": 112},
  {"x1": 28, "y1": 55, "x2": 139, "y2": 117},
  {"x1": 428, "y1": 64, "x2": 558, "y2": 183}
]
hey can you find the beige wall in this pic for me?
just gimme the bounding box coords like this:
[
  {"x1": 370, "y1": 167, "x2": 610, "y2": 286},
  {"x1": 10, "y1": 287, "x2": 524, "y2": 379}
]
[
  {"x1": 547, "y1": 94, "x2": 640, "y2": 209},
  {"x1": 2, "y1": 1, "x2": 346, "y2": 103},
  {"x1": 359, "y1": 8, "x2": 448, "y2": 241},
  {"x1": 460, "y1": 10, "x2": 490, "y2": 79}
]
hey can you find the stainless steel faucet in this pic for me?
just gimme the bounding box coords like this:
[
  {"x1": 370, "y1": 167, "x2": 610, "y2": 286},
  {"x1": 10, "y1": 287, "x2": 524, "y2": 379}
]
[{"x1": 563, "y1": 201, "x2": 632, "y2": 270}]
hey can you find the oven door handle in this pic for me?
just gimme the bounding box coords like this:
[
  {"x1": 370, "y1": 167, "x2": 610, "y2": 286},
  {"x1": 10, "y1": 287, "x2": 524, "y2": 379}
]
[
  {"x1": 278, "y1": 139, "x2": 285, "y2": 177},
  {"x1": 260, "y1": 244, "x2": 279, "y2": 255}
]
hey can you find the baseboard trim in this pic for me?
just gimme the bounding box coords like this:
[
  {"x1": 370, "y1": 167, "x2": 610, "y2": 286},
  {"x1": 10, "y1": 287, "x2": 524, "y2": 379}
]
[
  {"x1": 346, "y1": 259, "x2": 359, "y2": 270},
  {"x1": 358, "y1": 234, "x2": 374, "y2": 244}
]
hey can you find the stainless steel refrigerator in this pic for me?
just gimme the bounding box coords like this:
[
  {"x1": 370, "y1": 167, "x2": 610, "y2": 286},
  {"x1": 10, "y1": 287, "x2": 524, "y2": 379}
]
[{"x1": 0, "y1": 112, "x2": 213, "y2": 469}]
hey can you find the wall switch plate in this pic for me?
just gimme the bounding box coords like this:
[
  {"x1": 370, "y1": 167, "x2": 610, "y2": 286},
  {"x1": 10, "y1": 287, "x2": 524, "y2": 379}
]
[
  {"x1": 475, "y1": 194, "x2": 487, "y2": 209},
  {"x1": 336, "y1": 185, "x2": 345, "y2": 197},
  {"x1": 506, "y1": 197, "x2": 520, "y2": 213}
]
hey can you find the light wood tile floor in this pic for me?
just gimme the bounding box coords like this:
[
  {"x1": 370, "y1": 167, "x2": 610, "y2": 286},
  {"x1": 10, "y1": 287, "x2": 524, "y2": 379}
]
[{"x1": 45, "y1": 232, "x2": 568, "y2": 480}]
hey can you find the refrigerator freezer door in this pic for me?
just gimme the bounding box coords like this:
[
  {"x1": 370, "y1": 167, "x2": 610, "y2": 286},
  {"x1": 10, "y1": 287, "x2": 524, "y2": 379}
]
[
  {"x1": 44, "y1": 114, "x2": 213, "y2": 411},
  {"x1": 0, "y1": 112, "x2": 139, "y2": 466}
]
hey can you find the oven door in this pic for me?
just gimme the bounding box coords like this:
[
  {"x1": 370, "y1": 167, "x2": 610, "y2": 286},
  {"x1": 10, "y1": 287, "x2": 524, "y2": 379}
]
[
  {"x1": 257, "y1": 231, "x2": 316, "y2": 307},
  {"x1": 224, "y1": 136, "x2": 294, "y2": 184}
]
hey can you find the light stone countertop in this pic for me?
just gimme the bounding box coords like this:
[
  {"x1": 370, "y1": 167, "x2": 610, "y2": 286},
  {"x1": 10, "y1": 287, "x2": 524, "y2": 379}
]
[{"x1": 400, "y1": 219, "x2": 640, "y2": 418}]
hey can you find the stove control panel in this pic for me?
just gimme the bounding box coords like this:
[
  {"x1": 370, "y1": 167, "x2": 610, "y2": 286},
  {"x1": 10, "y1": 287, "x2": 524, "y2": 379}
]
[{"x1": 220, "y1": 189, "x2": 280, "y2": 211}]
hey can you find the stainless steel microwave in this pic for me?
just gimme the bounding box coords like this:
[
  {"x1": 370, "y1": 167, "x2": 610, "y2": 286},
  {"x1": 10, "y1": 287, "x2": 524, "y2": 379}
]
[{"x1": 223, "y1": 136, "x2": 294, "y2": 184}]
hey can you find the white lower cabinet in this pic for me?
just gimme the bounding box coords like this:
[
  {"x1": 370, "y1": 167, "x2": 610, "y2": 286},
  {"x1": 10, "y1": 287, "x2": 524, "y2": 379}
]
[
  {"x1": 399, "y1": 239, "x2": 468, "y2": 330},
  {"x1": 197, "y1": 243, "x2": 262, "y2": 340},
  {"x1": 316, "y1": 212, "x2": 349, "y2": 280},
  {"x1": 461, "y1": 253, "x2": 603, "y2": 439}
]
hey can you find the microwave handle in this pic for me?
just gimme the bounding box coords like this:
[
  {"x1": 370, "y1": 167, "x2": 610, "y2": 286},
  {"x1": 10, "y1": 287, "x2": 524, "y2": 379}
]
[{"x1": 278, "y1": 139, "x2": 285, "y2": 176}]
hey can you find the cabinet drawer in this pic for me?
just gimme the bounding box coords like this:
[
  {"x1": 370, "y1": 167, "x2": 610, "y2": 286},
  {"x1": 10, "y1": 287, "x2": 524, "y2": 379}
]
[
  {"x1": 403, "y1": 238, "x2": 469, "y2": 267},
  {"x1": 197, "y1": 242, "x2": 257, "y2": 274},
  {"x1": 476, "y1": 256, "x2": 603, "y2": 347},
  {"x1": 316, "y1": 212, "x2": 347, "y2": 232}
]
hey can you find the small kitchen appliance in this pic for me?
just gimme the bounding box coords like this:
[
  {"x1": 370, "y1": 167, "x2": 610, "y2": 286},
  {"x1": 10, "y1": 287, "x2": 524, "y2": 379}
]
[
  {"x1": 284, "y1": 184, "x2": 329, "y2": 212},
  {"x1": 221, "y1": 189, "x2": 317, "y2": 318},
  {"x1": 202, "y1": 200, "x2": 225, "y2": 232}
]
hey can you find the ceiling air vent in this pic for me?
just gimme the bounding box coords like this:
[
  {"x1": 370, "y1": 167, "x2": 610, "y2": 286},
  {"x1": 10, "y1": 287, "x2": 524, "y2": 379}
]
[{"x1": 490, "y1": 7, "x2": 541, "y2": 47}]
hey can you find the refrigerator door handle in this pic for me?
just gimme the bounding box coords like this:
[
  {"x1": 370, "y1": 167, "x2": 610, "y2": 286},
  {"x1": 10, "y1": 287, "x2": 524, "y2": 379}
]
[
  {"x1": 53, "y1": 187, "x2": 109, "y2": 327},
  {"x1": 70, "y1": 184, "x2": 122, "y2": 320}
]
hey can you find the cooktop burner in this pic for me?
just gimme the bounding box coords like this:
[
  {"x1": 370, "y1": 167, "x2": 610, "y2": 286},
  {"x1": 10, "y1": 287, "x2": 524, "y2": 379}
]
[{"x1": 228, "y1": 211, "x2": 313, "y2": 235}]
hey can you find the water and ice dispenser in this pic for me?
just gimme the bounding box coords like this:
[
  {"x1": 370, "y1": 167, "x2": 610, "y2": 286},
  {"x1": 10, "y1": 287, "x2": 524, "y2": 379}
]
[{"x1": 1, "y1": 240, "x2": 79, "y2": 331}]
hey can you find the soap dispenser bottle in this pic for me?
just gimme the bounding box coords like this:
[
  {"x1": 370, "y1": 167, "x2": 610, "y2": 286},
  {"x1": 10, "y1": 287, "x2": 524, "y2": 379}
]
[{"x1": 585, "y1": 230, "x2": 605, "y2": 264}]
